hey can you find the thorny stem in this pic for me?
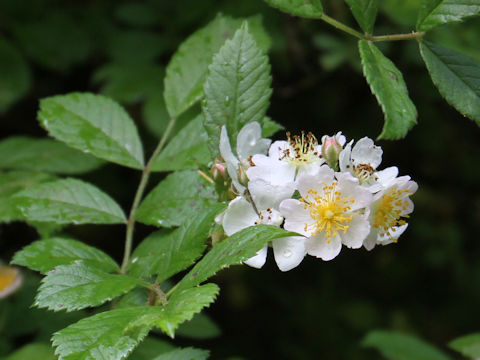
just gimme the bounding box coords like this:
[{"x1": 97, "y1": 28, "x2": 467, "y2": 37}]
[
  {"x1": 120, "y1": 117, "x2": 177, "y2": 273},
  {"x1": 318, "y1": 13, "x2": 424, "y2": 42}
]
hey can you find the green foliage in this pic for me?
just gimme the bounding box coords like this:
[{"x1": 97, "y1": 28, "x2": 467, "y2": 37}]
[
  {"x1": 261, "y1": 117, "x2": 284, "y2": 137},
  {"x1": 153, "y1": 347, "x2": 209, "y2": 360},
  {"x1": 163, "y1": 14, "x2": 269, "y2": 119},
  {"x1": 0, "y1": 36, "x2": 31, "y2": 113},
  {"x1": 1, "y1": 343, "x2": 55, "y2": 360},
  {"x1": 263, "y1": 0, "x2": 323, "y2": 18},
  {"x1": 0, "y1": 171, "x2": 56, "y2": 222},
  {"x1": 150, "y1": 115, "x2": 211, "y2": 172},
  {"x1": 176, "y1": 313, "x2": 221, "y2": 340},
  {"x1": 174, "y1": 225, "x2": 297, "y2": 292},
  {"x1": 136, "y1": 170, "x2": 217, "y2": 227},
  {"x1": 129, "y1": 338, "x2": 174, "y2": 360},
  {"x1": 203, "y1": 23, "x2": 272, "y2": 155},
  {"x1": 0, "y1": 137, "x2": 104, "y2": 174},
  {"x1": 38, "y1": 93, "x2": 144, "y2": 169},
  {"x1": 448, "y1": 333, "x2": 480, "y2": 358},
  {"x1": 362, "y1": 330, "x2": 452, "y2": 360},
  {"x1": 344, "y1": 0, "x2": 378, "y2": 34},
  {"x1": 35, "y1": 261, "x2": 143, "y2": 312},
  {"x1": 12, "y1": 178, "x2": 126, "y2": 224},
  {"x1": 106, "y1": 30, "x2": 167, "y2": 64},
  {"x1": 358, "y1": 40, "x2": 417, "y2": 139},
  {"x1": 417, "y1": 0, "x2": 480, "y2": 31},
  {"x1": 420, "y1": 41, "x2": 480, "y2": 126},
  {"x1": 129, "y1": 205, "x2": 225, "y2": 281},
  {"x1": 11, "y1": 237, "x2": 119, "y2": 274}
]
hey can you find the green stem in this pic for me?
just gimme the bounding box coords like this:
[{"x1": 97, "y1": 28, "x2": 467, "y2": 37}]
[
  {"x1": 366, "y1": 32, "x2": 424, "y2": 42},
  {"x1": 320, "y1": 14, "x2": 364, "y2": 40},
  {"x1": 120, "y1": 117, "x2": 177, "y2": 273}
]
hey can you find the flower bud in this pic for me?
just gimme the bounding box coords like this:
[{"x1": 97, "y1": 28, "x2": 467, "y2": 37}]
[
  {"x1": 211, "y1": 159, "x2": 227, "y2": 182},
  {"x1": 237, "y1": 163, "x2": 250, "y2": 188},
  {"x1": 321, "y1": 133, "x2": 345, "y2": 171}
]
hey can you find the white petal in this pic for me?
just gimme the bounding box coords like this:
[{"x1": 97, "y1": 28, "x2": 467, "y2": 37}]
[
  {"x1": 340, "y1": 213, "x2": 370, "y2": 249},
  {"x1": 272, "y1": 236, "x2": 306, "y2": 271},
  {"x1": 244, "y1": 244, "x2": 268, "y2": 269},
  {"x1": 336, "y1": 172, "x2": 373, "y2": 211},
  {"x1": 306, "y1": 233, "x2": 342, "y2": 261},
  {"x1": 339, "y1": 140, "x2": 353, "y2": 172},
  {"x1": 268, "y1": 140, "x2": 289, "y2": 160},
  {"x1": 220, "y1": 126, "x2": 238, "y2": 167},
  {"x1": 376, "y1": 166, "x2": 398, "y2": 187},
  {"x1": 297, "y1": 161, "x2": 325, "y2": 177},
  {"x1": 351, "y1": 137, "x2": 382, "y2": 168},
  {"x1": 280, "y1": 199, "x2": 312, "y2": 236},
  {"x1": 336, "y1": 132, "x2": 346, "y2": 146},
  {"x1": 297, "y1": 165, "x2": 334, "y2": 198},
  {"x1": 247, "y1": 155, "x2": 296, "y2": 185},
  {"x1": 377, "y1": 224, "x2": 408, "y2": 245},
  {"x1": 222, "y1": 197, "x2": 258, "y2": 236},
  {"x1": 363, "y1": 229, "x2": 378, "y2": 251},
  {"x1": 227, "y1": 162, "x2": 245, "y2": 194},
  {"x1": 249, "y1": 179, "x2": 295, "y2": 210},
  {"x1": 236, "y1": 122, "x2": 271, "y2": 161}
]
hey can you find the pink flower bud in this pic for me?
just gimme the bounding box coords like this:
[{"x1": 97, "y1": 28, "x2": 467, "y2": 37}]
[{"x1": 321, "y1": 132, "x2": 345, "y2": 171}]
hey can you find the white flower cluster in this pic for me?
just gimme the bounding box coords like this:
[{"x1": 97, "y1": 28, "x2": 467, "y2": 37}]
[{"x1": 216, "y1": 122, "x2": 418, "y2": 271}]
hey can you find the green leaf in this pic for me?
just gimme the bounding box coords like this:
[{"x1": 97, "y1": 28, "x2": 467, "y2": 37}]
[
  {"x1": 136, "y1": 170, "x2": 217, "y2": 228},
  {"x1": 52, "y1": 284, "x2": 218, "y2": 358},
  {"x1": 174, "y1": 225, "x2": 296, "y2": 292},
  {"x1": 164, "y1": 14, "x2": 269, "y2": 118},
  {"x1": 106, "y1": 30, "x2": 167, "y2": 64},
  {"x1": 0, "y1": 36, "x2": 31, "y2": 113},
  {"x1": 417, "y1": 0, "x2": 480, "y2": 31},
  {"x1": 153, "y1": 347, "x2": 209, "y2": 360},
  {"x1": 35, "y1": 261, "x2": 143, "y2": 312},
  {"x1": 129, "y1": 205, "x2": 225, "y2": 280},
  {"x1": 176, "y1": 313, "x2": 221, "y2": 340},
  {"x1": 344, "y1": 0, "x2": 378, "y2": 34},
  {"x1": 261, "y1": 116, "x2": 284, "y2": 137},
  {"x1": 3, "y1": 343, "x2": 55, "y2": 360},
  {"x1": 92, "y1": 63, "x2": 164, "y2": 105},
  {"x1": 142, "y1": 90, "x2": 170, "y2": 138},
  {"x1": 448, "y1": 333, "x2": 480, "y2": 358},
  {"x1": 419, "y1": 41, "x2": 480, "y2": 126},
  {"x1": 38, "y1": 92, "x2": 144, "y2": 169},
  {"x1": 358, "y1": 40, "x2": 417, "y2": 139},
  {"x1": 130, "y1": 338, "x2": 174, "y2": 360},
  {"x1": 150, "y1": 114, "x2": 211, "y2": 172},
  {"x1": 0, "y1": 137, "x2": 104, "y2": 174},
  {"x1": 12, "y1": 178, "x2": 126, "y2": 224},
  {"x1": 362, "y1": 330, "x2": 452, "y2": 360},
  {"x1": 203, "y1": 23, "x2": 272, "y2": 156},
  {"x1": 12, "y1": 237, "x2": 118, "y2": 274},
  {"x1": 0, "y1": 171, "x2": 56, "y2": 222},
  {"x1": 263, "y1": 0, "x2": 323, "y2": 18}
]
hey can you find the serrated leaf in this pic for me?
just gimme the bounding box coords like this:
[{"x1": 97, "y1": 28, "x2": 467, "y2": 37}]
[
  {"x1": 151, "y1": 114, "x2": 211, "y2": 172},
  {"x1": 0, "y1": 35, "x2": 31, "y2": 113},
  {"x1": 129, "y1": 205, "x2": 225, "y2": 280},
  {"x1": 52, "y1": 284, "x2": 218, "y2": 359},
  {"x1": 203, "y1": 23, "x2": 272, "y2": 156},
  {"x1": 12, "y1": 237, "x2": 118, "y2": 274},
  {"x1": 164, "y1": 15, "x2": 270, "y2": 119},
  {"x1": 130, "y1": 338, "x2": 174, "y2": 360},
  {"x1": 264, "y1": 0, "x2": 323, "y2": 18},
  {"x1": 419, "y1": 41, "x2": 480, "y2": 126},
  {"x1": 261, "y1": 116, "x2": 284, "y2": 137},
  {"x1": 176, "y1": 313, "x2": 220, "y2": 340},
  {"x1": 358, "y1": 40, "x2": 417, "y2": 139},
  {"x1": 174, "y1": 225, "x2": 296, "y2": 292},
  {"x1": 35, "y1": 261, "x2": 143, "y2": 312},
  {"x1": 12, "y1": 178, "x2": 126, "y2": 224},
  {"x1": 344, "y1": 0, "x2": 378, "y2": 34},
  {"x1": 129, "y1": 205, "x2": 225, "y2": 283},
  {"x1": 417, "y1": 0, "x2": 480, "y2": 31},
  {"x1": 153, "y1": 347, "x2": 209, "y2": 360},
  {"x1": 0, "y1": 171, "x2": 56, "y2": 222},
  {"x1": 448, "y1": 333, "x2": 480, "y2": 358},
  {"x1": 0, "y1": 137, "x2": 104, "y2": 174},
  {"x1": 136, "y1": 170, "x2": 217, "y2": 228},
  {"x1": 38, "y1": 92, "x2": 144, "y2": 169},
  {"x1": 3, "y1": 343, "x2": 55, "y2": 360},
  {"x1": 362, "y1": 330, "x2": 452, "y2": 360}
]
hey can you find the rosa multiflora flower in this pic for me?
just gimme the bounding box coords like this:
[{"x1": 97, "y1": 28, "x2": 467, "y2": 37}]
[{"x1": 280, "y1": 166, "x2": 372, "y2": 261}]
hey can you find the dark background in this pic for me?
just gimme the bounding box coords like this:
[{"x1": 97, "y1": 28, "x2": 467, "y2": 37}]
[{"x1": 1, "y1": 0, "x2": 480, "y2": 359}]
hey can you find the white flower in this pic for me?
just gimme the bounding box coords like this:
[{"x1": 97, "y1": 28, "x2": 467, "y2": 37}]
[
  {"x1": 220, "y1": 122, "x2": 271, "y2": 194},
  {"x1": 280, "y1": 165, "x2": 372, "y2": 261},
  {"x1": 0, "y1": 264, "x2": 23, "y2": 299},
  {"x1": 339, "y1": 137, "x2": 397, "y2": 192},
  {"x1": 222, "y1": 179, "x2": 305, "y2": 271},
  {"x1": 363, "y1": 175, "x2": 418, "y2": 250},
  {"x1": 247, "y1": 131, "x2": 324, "y2": 186}
]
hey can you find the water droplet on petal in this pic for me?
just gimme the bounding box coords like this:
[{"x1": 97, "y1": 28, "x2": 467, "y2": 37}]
[{"x1": 283, "y1": 250, "x2": 292, "y2": 258}]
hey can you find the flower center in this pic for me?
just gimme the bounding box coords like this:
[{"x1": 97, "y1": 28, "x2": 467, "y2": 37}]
[
  {"x1": 256, "y1": 208, "x2": 284, "y2": 227},
  {"x1": 373, "y1": 187, "x2": 411, "y2": 240},
  {"x1": 280, "y1": 131, "x2": 322, "y2": 165},
  {"x1": 300, "y1": 182, "x2": 355, "y2": 240},
  {"x1": 0, "y1": 266, "x2": 18, "y2": 291},
  {"x1": 352, "y1": 163, "x2": 376, "y2": 184}
]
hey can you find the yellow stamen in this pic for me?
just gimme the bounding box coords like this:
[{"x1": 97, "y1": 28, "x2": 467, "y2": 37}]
[
  {"x1": 373, "y1": 187, "x2": 411, "y2": 242},
  {"x1": 280, "y1": 131, "x2": 322, "y2": 165}
]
